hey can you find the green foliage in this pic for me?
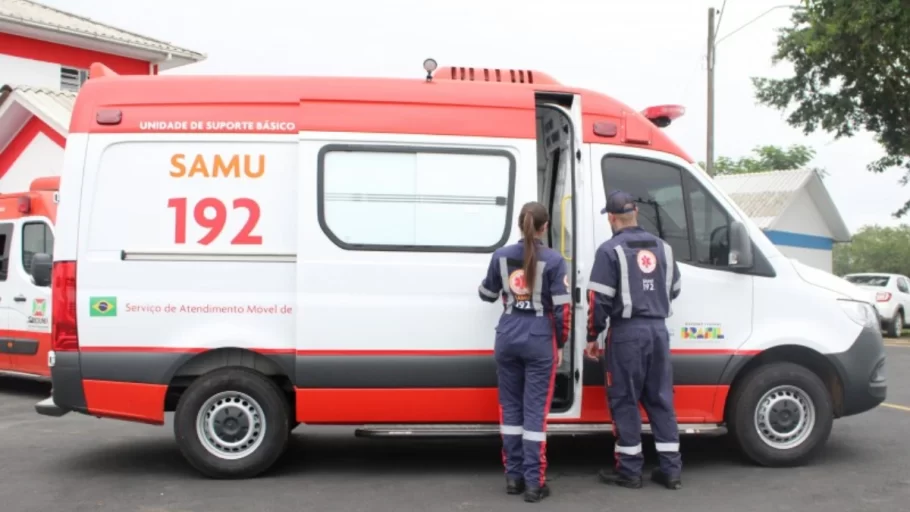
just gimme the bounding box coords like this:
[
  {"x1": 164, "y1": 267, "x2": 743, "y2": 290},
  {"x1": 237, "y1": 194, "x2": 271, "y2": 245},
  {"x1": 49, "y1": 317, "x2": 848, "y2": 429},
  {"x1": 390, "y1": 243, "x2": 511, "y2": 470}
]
[
  {"x1": 833, "y1": 224, "x2": 910, "y2": 277},
  {"x1": 751, "y1": 0, "x2": 910, "y2": 217},
  {"x1": 698, "y1": 144, "x2": 826, "y2": 176}
]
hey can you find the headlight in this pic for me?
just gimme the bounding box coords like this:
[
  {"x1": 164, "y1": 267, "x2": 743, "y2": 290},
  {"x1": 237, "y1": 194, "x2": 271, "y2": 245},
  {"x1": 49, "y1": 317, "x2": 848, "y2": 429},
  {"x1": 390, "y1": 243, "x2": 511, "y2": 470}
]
[{"x1": 838, "y1": 299, "x2": 878, "y2": 329}]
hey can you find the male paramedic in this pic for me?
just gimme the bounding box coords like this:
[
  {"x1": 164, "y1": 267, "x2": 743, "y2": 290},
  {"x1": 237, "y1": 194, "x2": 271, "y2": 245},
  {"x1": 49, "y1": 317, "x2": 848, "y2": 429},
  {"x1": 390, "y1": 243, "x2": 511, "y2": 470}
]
[{"x1": 584, "y1": 189, "x2": 683, "y2": 491}]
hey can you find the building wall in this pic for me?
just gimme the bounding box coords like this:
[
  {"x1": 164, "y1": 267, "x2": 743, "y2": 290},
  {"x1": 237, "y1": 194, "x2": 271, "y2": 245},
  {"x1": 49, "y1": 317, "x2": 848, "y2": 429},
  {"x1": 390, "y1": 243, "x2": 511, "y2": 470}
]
[
  {"x1": 0, "y1": 115, "x2": 65, "y2": 194},
  {"x1": 762, "y1": 188, "x2": 836, "y2": 273},
  {"x1": 0, "y1": 54, "x2": 59, "y2": 89},
  {"x1": 774, "y1": 188, "x2": 832, "y2": 237},
  {"x1": 0, "y1": 130, "x2": 63, "y2": 193},
  {"x1": 0, "y1": 32, "x2": 150, "y2": 82},
  {"x1": 776, "y1": 245, "x2": 833, "y2": 273}
]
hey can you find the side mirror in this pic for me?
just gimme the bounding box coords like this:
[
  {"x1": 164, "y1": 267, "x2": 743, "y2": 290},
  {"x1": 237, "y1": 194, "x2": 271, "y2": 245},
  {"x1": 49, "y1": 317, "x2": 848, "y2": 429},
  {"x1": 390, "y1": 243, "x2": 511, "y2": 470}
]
[
  {"x1": 728, "y1": 221, "x2": 754, "y2": 269},
  {"x1": 31, "y1": 253, "x2": 52, "y2": 287}
]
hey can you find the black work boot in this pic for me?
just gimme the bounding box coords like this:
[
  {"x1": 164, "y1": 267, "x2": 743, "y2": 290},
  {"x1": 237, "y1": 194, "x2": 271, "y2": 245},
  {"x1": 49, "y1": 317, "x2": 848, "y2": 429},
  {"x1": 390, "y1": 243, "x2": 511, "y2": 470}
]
[
  {"x1": 523, "y1": 483, "x2": 551, "y2": 503},
  {"x1": 598, "y1": 469, "x2": 643, "y2": 489},
  {"x1": 650, "y1": 468, "x2": 682, "y2": 490},
  {"x1": 506, "y1": 477, "x2": 526, "y2": 495}
]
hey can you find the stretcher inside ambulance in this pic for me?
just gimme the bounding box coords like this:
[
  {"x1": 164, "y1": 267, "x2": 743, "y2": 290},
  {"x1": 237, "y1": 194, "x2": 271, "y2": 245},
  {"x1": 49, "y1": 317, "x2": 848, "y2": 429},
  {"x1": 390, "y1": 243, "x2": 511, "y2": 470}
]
[{"x1": 32, "y1": 62, "x2": 886, "y2": 480}]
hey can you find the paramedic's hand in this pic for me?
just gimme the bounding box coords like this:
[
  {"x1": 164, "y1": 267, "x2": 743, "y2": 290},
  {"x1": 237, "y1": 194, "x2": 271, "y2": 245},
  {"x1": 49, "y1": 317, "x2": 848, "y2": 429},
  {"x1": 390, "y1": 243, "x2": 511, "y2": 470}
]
[
  {"x1": 585, "y1": 341, "x2": 599, "y2": 360},
  {"x1": 557, "y1": 348, "x2": 564, "y2": 366}
]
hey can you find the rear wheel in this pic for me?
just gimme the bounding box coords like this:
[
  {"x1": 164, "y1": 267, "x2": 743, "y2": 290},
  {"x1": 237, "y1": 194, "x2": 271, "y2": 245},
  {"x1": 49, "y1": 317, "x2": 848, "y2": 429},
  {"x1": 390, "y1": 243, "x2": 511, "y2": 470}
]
[
  {"x1": 726, "y1": 362, "x2": 833, "y2": 467},
  {"x1": 886, "y1": 310, "x2": 903, "y2": 338},
  {"x1": 174, "y1": 367, "x2": 289, "y2": 479}
]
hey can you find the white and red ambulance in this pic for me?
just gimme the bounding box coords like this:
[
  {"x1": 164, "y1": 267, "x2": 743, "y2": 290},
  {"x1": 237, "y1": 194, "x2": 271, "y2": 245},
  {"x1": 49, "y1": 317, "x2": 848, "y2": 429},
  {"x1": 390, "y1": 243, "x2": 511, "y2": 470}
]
[
  {"x1": 0, "y1": 177, "x2": 57, "y2": 380},
  {"x1": 34, "y1": 61, "x2": 886, "y2": 479}
]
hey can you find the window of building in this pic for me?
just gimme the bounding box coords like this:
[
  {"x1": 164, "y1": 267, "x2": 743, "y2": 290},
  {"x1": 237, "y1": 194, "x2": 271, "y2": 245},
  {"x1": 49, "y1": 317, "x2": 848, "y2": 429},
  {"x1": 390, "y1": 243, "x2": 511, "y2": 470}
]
[
  {"x1": 601, "y1": 155, "x2": 692, "y2": 262},
  {"x1": 60, "y1": 67, "x2": 90, "y2": 92},
  {"x1": 600, "y1": 155, "x2": 736, "y2": 269},
  {"x1": 318, "y1": 145, "x2": 515, "y2": 252},
  {"x1": 22, "y1": 222, "x2": 54, "y2": 275}
]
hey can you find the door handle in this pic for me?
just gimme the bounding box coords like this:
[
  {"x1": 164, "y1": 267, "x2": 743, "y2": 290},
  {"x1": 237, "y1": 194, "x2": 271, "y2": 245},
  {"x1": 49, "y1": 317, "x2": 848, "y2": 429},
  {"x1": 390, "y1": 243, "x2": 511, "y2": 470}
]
[{"x1": 14, "y1": 295, "x2": 26, "y2": 302}]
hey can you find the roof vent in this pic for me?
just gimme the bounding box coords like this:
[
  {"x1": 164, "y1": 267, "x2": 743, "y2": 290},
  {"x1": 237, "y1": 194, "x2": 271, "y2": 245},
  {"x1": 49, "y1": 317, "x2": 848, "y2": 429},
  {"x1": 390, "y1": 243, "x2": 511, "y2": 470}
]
[{"x1": 433, "y1": 66, "x2": 560, "y2": 85}]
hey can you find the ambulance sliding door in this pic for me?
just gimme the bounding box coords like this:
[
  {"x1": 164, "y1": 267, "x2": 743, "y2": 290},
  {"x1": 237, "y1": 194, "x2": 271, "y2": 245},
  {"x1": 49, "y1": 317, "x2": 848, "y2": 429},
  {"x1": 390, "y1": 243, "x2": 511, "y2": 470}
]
[{"x1": 294, "y1": 130, "x2": 541, "y2": 423}]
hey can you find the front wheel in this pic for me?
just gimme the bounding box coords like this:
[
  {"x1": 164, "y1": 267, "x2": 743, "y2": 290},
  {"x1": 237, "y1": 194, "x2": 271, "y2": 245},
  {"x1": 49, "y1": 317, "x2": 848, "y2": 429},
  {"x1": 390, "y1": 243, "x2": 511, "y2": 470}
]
[
  {"x1": 174, "y1": 367, "x2": 290, "y2": 479},
  {"x1": 726, "y1": 362, "x2": 833, "y2": 467}
]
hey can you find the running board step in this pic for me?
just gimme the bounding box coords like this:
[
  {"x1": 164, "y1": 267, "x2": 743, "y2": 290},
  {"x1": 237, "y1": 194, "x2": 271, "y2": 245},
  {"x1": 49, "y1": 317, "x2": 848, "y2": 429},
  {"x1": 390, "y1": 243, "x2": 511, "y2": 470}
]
[{"x1": 354, "y1": 423, "x2": 726, "y2": 438}]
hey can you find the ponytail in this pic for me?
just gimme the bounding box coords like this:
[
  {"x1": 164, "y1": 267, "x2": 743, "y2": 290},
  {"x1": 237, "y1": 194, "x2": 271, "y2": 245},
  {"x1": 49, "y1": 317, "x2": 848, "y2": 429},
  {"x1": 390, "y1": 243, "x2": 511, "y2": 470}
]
[
  {"x1": 518, "y1": 201, "x2": 549, "y2": 296},
  {"x1": 522, "y1": 212, "x2": 539, "y2": 295}
]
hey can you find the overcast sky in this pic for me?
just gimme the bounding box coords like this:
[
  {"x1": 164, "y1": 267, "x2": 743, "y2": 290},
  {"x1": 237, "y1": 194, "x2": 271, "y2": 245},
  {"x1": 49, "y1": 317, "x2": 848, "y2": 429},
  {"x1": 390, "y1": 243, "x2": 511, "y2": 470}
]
[{"x1": 43, "y1": 0, "x2": 909, "y2": 232}]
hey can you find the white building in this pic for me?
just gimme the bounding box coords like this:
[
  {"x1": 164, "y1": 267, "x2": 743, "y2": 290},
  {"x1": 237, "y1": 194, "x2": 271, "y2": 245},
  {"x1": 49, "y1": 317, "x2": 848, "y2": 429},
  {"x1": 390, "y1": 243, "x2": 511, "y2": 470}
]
[
  {"x1": 714, "y1": 169, "x2": 851, "y2": 273},
  {"x1": 0, "y1": 0, "x2": 204, "y2": 195}
]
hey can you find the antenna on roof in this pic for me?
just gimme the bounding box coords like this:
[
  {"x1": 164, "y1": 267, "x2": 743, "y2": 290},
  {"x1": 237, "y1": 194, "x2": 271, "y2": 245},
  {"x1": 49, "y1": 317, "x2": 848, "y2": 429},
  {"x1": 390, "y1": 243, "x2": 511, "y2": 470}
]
[{"x1": 423, "y1": 58, "x2": 438, "y2": 82}]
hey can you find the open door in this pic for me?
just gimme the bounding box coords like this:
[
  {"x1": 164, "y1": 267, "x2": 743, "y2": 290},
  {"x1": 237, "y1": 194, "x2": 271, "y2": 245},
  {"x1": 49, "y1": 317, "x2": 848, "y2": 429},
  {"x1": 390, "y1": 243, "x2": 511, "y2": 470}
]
[
  {"x1": 534, "y1": 94, "x2": 588, "y2": 419},
  {"x1": 293, "y1": 91, "x2": 589, "y2": 428}
]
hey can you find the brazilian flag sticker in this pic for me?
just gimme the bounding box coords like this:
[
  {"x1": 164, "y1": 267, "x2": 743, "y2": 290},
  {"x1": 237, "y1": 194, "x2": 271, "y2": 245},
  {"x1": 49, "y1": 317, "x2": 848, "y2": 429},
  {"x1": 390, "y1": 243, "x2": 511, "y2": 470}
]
[{"x1": 90, "y1": 297, "x2": 118, "y2": 317}]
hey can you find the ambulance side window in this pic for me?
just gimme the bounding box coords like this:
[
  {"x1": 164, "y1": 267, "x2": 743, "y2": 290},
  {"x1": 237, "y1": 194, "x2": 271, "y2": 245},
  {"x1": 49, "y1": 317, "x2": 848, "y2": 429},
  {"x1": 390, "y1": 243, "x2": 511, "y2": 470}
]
[
  {"x1": 21, "y1": 222, "x2": 54, "y2": 275},
  {"x1": 683, "y1": 173, "x2": 732, "y2": 267},
  {"x1": 317, "y1": 145, "x2": 516, "y2": 252},
  {"x1": 0, "y1": 223, "x2": 12, "y2": 281},
  {"x1": 601, "y1": 155, "x2": 692, "y2": 261}
]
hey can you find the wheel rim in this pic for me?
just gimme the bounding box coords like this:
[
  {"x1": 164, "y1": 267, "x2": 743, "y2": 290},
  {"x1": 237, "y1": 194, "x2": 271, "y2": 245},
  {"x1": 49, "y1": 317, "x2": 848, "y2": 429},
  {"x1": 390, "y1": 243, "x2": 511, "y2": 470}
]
[
  {"x1": 753, "y1": 385, "x2": 815, "y2": 450},
  {"x1": 195, "y1": 391, "x2": 266, "y2": 460},
  {"x1": 896, "y1": 315, "x2": 903, "y2": 334}
]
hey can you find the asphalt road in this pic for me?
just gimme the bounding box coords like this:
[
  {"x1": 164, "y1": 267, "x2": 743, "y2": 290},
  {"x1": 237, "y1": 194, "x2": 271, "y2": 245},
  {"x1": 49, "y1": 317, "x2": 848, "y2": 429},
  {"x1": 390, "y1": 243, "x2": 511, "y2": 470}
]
[{"x1": 2, "y1": 342, "x2": 909, "y2": 512}]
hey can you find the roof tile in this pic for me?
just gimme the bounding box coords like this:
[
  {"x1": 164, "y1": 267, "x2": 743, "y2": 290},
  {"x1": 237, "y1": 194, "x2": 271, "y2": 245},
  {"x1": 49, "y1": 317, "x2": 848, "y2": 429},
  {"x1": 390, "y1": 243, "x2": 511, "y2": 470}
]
[{"x1": 0, "y1": 0, "x2": 204, "y2": 60}]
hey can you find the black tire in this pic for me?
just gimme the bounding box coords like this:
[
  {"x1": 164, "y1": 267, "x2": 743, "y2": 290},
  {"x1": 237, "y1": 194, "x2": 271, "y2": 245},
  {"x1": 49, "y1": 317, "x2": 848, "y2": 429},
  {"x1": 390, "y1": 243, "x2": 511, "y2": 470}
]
[
  {"x1": 174, "y1": 367, "x2": 290, "y2": 479},
  {"x1": 885, "y1": 311, "x2": 903, "y2": 338},
  {"x1": 726, "y1": 362, "x2": 833, "y2": 467}
]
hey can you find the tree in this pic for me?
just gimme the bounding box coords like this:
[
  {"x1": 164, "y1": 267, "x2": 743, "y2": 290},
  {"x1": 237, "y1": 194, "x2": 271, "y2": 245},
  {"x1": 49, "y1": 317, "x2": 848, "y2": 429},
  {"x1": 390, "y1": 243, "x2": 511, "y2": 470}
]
[
  {"x1": 833, "y1": 224, "x2": 910, "y2": 277},
  {"x1": 698, "y1": 143, "x2": 826, "y2": 176},
  {"x1": 751, "y1": 0, "x2": 910, "y2": 217}
]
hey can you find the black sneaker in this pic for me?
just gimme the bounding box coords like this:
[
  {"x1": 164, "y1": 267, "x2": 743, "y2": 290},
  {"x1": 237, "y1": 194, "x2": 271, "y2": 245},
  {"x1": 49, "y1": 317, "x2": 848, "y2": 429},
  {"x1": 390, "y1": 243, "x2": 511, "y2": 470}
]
[
  {"x1": 523, "y1": 484, "x2": 551, "y2": 502},
  {"x1": 650, "y1": 468, "x2": 682, "y2": 490},
  {"x1": 597, "y1": 469, "x2": 643, "y2": 489},
  {"x1": 506, "y1": 477, "x2": 526, "y2": 495}
]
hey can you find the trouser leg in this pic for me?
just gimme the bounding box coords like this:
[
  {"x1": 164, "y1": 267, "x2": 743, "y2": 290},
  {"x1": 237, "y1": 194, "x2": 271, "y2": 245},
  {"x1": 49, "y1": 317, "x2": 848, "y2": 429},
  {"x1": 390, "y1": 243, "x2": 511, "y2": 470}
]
[
  {"x1": 521, "y1": 335, "x2": 557, "y2": 489},
  {"x1": 495, "y1": 339, "x2": 525, "y2": 481},
  {"x1": 605, "y1": 325, "x2": 646, "y2": 479},
  {"x1": 640, "y1": 324, "x2": 682, "y2": 478}
]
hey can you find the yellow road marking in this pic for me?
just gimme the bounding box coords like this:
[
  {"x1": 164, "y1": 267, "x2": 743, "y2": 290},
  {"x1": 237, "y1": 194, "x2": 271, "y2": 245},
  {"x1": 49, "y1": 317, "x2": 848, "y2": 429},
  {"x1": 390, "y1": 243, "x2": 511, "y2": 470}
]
[
  {"x1": 885, "y1": 343, "x2": 910, "y2": 348},
  {"x1": 881, "y1": 403, "x2": 910, "y2": 412}
]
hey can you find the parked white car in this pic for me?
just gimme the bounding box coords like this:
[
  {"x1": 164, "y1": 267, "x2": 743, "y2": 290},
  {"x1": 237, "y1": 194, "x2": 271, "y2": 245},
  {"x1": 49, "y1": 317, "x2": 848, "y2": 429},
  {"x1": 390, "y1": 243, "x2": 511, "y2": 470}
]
[{"x1": 843, "y1": 273, "x2": 910, "y2": 337}]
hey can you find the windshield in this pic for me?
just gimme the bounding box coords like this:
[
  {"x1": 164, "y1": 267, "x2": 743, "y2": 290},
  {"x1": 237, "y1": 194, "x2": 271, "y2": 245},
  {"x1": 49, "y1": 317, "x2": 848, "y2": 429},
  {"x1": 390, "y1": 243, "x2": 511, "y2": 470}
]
[{"x1": 844, "y1": 275, "x2": 890, "y2": 286}]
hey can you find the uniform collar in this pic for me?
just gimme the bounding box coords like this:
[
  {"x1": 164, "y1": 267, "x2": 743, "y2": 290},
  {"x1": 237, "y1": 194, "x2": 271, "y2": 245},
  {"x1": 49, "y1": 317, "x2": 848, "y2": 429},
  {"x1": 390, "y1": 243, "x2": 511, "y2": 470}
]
[{"x1": 613, "y1": 225, "x2": 644, "y2": 236}]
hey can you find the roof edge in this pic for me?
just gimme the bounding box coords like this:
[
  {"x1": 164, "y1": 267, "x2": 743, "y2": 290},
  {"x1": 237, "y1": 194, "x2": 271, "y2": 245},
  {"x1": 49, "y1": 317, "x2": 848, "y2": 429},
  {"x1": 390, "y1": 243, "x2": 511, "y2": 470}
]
[{"x1": 0, "y1": 15, "x2": 206, "y2": 63}]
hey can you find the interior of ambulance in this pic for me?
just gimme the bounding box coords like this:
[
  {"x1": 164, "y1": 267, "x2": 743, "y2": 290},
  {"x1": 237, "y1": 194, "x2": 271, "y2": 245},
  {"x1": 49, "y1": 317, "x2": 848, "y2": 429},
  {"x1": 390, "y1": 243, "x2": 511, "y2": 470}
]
[{"x1": 534, "y1": 94, "x2": 579, "y2": 413}]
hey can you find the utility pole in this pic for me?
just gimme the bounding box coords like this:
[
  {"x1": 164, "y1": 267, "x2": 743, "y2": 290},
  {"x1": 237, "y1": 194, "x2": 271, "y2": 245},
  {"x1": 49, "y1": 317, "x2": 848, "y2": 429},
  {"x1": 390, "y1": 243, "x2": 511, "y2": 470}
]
[{"x1": 706, "y1": 7, "x2": 716, "y2": 178}]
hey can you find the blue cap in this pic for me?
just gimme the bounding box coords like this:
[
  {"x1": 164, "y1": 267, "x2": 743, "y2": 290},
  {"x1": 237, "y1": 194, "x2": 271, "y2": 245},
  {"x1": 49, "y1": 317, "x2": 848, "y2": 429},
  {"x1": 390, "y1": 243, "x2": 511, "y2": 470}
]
[{"x1": 601, "y1": 190, "x2": 637, "y2": 214}]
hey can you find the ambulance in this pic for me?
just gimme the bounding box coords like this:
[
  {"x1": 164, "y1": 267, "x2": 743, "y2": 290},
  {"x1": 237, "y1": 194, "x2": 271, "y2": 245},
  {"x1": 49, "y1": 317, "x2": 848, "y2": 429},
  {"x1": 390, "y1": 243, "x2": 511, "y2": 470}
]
[
  {"x1": 34, "y1": 61, "x2": 886, "y2": 479},
  {"x1": 0, "y1": 177, "x2": 58, "y2": 380}
]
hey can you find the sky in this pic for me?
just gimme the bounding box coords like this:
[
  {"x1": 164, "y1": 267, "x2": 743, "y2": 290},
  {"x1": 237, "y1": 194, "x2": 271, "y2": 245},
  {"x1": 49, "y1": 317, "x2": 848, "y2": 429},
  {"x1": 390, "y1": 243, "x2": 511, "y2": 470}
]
[{"x1": 40, "y1": 0, "x2": 909, "y2": 233}]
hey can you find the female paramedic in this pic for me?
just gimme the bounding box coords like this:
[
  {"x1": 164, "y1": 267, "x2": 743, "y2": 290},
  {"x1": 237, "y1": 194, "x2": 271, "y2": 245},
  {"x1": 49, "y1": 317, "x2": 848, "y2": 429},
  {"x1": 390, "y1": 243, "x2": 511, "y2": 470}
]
[{"x1": 477, "y1": 201, "x2": 572, "y2": 503}]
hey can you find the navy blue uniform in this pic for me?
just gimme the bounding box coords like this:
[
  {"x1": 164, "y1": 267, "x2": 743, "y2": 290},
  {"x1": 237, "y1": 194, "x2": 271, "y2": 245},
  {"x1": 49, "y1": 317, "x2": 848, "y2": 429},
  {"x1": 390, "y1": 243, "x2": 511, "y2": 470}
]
[
  {"x1": 478, "y1": 239, "x2": 572, "y2": 490},
  {"x1": 586, "y1": 225, "x2": 682, "y2": 480}
]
